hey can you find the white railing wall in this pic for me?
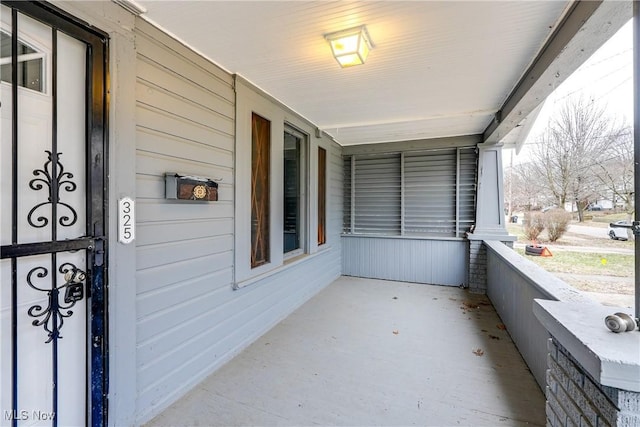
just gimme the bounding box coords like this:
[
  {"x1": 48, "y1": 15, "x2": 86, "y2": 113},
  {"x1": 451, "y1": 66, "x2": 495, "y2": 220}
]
[{"x1": 484, "y1": 240, "x2": 596, "y2": 390}]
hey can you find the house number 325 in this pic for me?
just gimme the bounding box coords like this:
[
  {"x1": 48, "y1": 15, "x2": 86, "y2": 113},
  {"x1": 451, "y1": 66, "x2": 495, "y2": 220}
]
[{"x1": 118, "y1": 197, "x2": 135, "y2": 244}]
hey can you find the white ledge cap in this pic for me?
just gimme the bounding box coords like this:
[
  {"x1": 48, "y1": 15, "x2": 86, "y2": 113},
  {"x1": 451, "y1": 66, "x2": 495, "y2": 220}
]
[{"x1": 534, "y1": 299, "x2": 640, "y2": 392}]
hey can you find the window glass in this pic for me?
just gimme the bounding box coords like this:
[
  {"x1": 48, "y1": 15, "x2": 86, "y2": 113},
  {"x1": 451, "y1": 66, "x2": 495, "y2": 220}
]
[
  {"x1": 284, "y1": 130, "x2": 301, "y2": 253},
  {"x1": 318, "y1": 147, "x2": 327, "y2": 245},
  {"x1": 251, "y1": 113, "x2": 270, "y2": 268},
  {"x1": 0, "y1": 30, "x2": 45, "y2": 92}
]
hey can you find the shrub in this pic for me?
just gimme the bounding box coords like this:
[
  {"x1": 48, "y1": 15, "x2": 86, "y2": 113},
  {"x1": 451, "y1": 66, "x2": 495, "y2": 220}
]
[
  {"x1": 523, "y1": 212, "x2": 545, "y2": 241},
  {"x1": 544, "y1": 209, "x2": 572, "y2": 242}
]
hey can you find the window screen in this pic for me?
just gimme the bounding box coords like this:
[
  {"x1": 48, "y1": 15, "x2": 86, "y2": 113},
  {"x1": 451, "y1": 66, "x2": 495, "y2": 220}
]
[
  {"x1": 353, "y1": 153, "x2": 401, "y2": 235},
  {"x1": 343, "y1": 147, "x2": 477, "y2": 237}
]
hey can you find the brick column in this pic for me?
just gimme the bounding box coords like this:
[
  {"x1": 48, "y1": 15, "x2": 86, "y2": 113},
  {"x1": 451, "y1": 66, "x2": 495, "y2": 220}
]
[
  {"x1": 468, "y1": 238, "x2": 514, "y2": 293},
  {"x1": 546, "y1": 338, "x2": 640, "y2": 427},
  {"x1": 468, "y1": 240, "x2": 487, "y2": 293}
]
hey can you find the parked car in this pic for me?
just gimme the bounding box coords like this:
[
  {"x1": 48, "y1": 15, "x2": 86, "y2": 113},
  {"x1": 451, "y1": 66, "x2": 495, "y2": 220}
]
[
  {"x1": 608, "y1": 220, "x2": 632, "y2": 240},
  {"x1": 587, "y1": 204, "x2": 603, "y2": 211}
]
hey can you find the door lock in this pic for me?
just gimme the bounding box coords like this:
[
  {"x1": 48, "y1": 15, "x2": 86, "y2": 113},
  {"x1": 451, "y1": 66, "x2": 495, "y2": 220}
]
[{"x1": 63, "y1": 267, "x2": 86, "y2": 304}]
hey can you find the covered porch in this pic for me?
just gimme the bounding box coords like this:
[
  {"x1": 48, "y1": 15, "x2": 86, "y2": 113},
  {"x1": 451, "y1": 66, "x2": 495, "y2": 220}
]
[
  {"x1": 147, "y1": 276, "x2": 545, "y2": 426},
  {"x1": 3, "y1": 1, "x2": 636, "y2": 425}
]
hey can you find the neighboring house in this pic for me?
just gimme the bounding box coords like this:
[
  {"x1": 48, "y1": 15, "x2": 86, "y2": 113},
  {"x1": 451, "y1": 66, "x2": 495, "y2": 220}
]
[
  {"x1": 0, "y1": 1, "x2": 636, "y2": 426},
  {"x1": 562, "y1": 200, "x2": 616, "y2": 212}
]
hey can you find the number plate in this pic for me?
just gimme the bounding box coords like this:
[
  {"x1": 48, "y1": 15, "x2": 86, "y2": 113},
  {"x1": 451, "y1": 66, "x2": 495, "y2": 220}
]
[{"x1": 118, "y1": 197, "x2": 135, "y2": 244}]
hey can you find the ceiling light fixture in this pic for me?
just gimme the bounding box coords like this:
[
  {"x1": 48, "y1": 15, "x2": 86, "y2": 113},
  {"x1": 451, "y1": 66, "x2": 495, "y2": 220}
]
[{"x1": 325, "y1": 25, "x2": 373, "y2": 68}]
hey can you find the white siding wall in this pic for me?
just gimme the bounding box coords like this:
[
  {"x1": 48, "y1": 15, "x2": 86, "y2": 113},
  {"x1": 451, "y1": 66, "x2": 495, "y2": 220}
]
[
  {"x1": 134, "y1": 19, "x2": 235, "y2": 419},
  {"x1": 342, "y1": 236, "x2": 468, "y2": 286},
  {"x1": 134, "y1": 20, "x2": 342, "y2": 424}
]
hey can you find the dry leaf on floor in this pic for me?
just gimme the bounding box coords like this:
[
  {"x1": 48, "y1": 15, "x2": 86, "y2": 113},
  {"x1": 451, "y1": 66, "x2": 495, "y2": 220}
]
[
  {"x1": 472, "y1": 348, "x2": 484, "y2": 356},
  {"x1": 497, "y1": 323, "x2": 507, "y2": 330},
  {"x1": 489, "y1": 335, "x2": 500, "y2": 340}
]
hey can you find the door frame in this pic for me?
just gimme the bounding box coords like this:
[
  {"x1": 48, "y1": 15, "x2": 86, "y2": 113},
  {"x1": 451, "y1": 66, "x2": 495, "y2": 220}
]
[{"x1": 0, "y1": 1, "x2": 109, "y2": 425}]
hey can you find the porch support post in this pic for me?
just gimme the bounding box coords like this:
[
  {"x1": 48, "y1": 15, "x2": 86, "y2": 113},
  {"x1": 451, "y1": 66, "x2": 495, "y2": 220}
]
[
  {"x1": 467, "y1": 144, "x2": 515, "y2": 293},
  {"x1": 472, "y1": 145, "x2": 512, "y2": 237}
]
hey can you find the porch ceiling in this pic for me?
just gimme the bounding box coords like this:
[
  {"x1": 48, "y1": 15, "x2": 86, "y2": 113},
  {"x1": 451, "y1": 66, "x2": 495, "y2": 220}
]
[{"x1": 135, "y1": 1, "x2": 626, "y2": 146}]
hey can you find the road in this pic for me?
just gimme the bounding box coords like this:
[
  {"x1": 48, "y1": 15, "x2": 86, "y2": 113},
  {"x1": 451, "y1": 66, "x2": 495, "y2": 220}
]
[{"x1": 568, "y1": 223, "x2": 610, "y2": 239}]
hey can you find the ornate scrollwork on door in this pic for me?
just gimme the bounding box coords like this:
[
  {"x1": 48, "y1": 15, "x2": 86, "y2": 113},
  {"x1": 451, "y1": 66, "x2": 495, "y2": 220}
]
[
  {"x1": 27, "y1": 150, "x2": 78, "y2": 228},
  {"x1": 26, "y1": 263, "x2": 86, "y2": 343}
]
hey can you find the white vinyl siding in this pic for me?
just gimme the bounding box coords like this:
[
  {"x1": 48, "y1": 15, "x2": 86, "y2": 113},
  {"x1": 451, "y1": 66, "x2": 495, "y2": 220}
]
[
  {"x1": 133, "y1": 21, "x2": 343, "y2": 424},
  {"x1": 342, "y1": 236, "x2": 468, "y2": 286},
  {"x1": 134, "y1": 18, "x2": 236, "y2": 420},
  {"x1": 343, "y1": 147, "x2": 476, "y2": 238}
]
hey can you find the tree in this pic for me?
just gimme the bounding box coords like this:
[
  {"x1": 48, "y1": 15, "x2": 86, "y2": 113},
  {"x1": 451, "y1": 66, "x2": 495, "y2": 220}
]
[
  {"x1": 530, "y1": 96, "x2": 628, "y2": 221},
  {"x1": 506, "y1": 161, "x2": 553, "y2": 212},
  {"x1": 593, "y1": 131, "x2": 634, "y2": 217}
]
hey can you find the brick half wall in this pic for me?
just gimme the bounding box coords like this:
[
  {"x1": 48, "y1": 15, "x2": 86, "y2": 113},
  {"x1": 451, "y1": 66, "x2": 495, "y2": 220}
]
[{"x1": 546, "y1": 337, "x2": 640, "y2": 427}]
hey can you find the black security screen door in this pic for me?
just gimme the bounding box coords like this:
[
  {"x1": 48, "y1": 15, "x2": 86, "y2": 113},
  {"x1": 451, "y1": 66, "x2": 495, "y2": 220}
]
[{"x1": 0, "y1": 2, "x2": 108, "y2": 426}]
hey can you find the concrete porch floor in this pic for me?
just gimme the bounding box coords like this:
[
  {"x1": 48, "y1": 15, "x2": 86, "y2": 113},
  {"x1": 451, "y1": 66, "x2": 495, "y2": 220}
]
[{"x1": 147, "y1": 276, "x2": 545, "y2": 426}]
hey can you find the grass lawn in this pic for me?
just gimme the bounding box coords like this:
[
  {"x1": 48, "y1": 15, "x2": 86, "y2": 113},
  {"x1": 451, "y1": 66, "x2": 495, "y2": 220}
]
[
  {"x1": 506, "y1": 221, "x2": 634, "y2": 249},
  {"x1": 514, "y1": 248, "x2": 634, "y2": 277},
  {"x1": 508, "y1": 213, "x2": 634, "y2": 303}
]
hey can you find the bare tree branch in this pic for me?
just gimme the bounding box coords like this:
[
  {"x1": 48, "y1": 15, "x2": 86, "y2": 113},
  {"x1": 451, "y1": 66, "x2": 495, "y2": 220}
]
[{"x1": 528, "y1": 96, "x2": 629, "y2": 221}]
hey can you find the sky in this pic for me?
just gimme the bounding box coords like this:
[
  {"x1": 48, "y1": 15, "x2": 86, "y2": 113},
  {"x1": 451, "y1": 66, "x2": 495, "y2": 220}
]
[{"x1": 509, "y1": 18, "x2": 633, "y2": 163}]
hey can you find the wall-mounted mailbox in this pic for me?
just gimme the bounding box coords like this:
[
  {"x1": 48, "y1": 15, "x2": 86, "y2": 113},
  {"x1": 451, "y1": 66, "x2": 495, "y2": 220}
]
[{"x1": 165, "y1": 173, "x2": 219, "y2": 201}]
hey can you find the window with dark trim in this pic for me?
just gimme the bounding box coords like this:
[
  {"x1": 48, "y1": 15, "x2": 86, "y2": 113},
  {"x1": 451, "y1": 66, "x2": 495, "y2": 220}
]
[
  {"x1": 251, "y1": 112, "x2": 270, "y2": 268},
  {"x1": 318, "y1": 147, "x2": 327, "y2": 245},
  {"x1": 284, "y1": 128, "x2": 303, "y2": 254}
]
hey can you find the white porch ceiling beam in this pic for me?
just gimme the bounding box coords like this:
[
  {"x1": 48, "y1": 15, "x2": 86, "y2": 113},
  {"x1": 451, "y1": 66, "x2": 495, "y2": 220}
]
[
  {"x1": 319, "y1": 109, "x2": 497, "y2": 131},
  {"x1": 483, "y1": 0, "x2": 632, "y2": 145}
]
